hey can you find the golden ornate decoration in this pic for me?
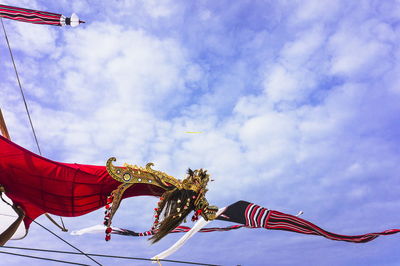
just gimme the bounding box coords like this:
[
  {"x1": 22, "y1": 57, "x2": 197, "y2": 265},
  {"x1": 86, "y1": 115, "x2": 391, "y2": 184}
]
[
  {"x1": 106, "y1": 157, "x2": 182, "y2": 189},
  {"x1": 104, "y1": 157, "x2": 218, "y2": 242}
]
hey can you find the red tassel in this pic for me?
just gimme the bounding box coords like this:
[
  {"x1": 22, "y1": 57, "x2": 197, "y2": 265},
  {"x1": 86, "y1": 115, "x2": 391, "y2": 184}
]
[{"x1": 192, "y1": 213, "x2": 199, "y2": 222}]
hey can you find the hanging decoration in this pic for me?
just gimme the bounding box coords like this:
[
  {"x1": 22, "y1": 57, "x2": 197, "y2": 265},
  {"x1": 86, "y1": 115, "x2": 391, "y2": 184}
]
[{"x1": 0, "y1": 4, "x2": 84, "y2": 27}]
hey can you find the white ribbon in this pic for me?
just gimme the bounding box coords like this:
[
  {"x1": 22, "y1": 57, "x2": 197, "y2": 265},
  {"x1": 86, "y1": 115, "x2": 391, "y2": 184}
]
[
  {"x1": 152, "y1": 207, "x2": 226, "y2": 262},
  {"x1": 70, "y1": 224, "x2": 105, "y2": 235}
]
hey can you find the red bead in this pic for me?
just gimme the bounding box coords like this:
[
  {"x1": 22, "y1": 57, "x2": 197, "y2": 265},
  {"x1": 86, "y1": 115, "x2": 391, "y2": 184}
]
[
  {"x1": 106, "y1": 204, "x2": 110, "y2": 209},
  {"x1": 154, "y1": 208, "x2": 158, "y2": 211},
  {"x1": 105, "y1": 227, "x2": 112, "y2": 234},
  {"x1": 105, "y1": 235, "x2": 111, "y2": 241}
]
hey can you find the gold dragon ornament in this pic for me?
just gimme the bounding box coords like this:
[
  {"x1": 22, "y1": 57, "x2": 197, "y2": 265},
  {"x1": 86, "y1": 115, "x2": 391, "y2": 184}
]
[{"x1": 104, "y1": 157, "x2": 218, "y2": 242}]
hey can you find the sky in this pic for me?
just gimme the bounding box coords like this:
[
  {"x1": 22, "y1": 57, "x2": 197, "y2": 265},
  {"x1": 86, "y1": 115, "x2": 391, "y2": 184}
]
[{"x1": 0, "y1": 0, "x2": 400, "y2": 265}]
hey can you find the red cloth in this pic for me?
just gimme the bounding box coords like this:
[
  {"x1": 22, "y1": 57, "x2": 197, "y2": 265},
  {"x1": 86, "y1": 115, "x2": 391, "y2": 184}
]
[{"x1": 0, "y1": 136, "x2": 164, "y2": 228}]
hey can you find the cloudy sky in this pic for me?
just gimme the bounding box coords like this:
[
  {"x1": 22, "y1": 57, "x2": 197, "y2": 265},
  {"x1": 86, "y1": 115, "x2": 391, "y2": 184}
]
[{"x1": 1, "y1": 0, "x2": 400, "y2": 265}]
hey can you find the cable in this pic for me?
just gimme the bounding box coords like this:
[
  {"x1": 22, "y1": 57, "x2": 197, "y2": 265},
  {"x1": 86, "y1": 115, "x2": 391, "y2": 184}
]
[
  {"x1": 0, "y1": 250, "x2": 90, "y2": 265},
  {"x1": 0, "y1": 194, "x2": 102, "y2": 266},
  {"x1": 1, "y1": 246, "x2": 220, "y2": 266},
  {"x1": 0, "y1": 17, "x2": 42, "y2": 155},
  {"x1": 30, "y1": 219, "x2": 103, "y2": 265}
]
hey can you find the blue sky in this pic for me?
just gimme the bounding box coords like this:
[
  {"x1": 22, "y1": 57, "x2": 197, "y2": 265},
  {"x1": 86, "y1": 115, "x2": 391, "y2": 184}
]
[{"x1": 1, "y1": 0, "x2": 400, "y2": 265}]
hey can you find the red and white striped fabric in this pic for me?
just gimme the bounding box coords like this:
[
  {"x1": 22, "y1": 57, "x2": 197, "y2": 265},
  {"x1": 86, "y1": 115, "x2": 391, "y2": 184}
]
[
  {"x1": 241, "y1": 202, "x2": 400, "y2": 243},
  {"x1": 244, "y1": 203, "x2": 270, "y2": 228},
  {"x1": 0, "y1": 4, "x2": 83, "y2": 27},
  {"x1": 264, "y1": 210, "x2": 400, "y2": 243}
]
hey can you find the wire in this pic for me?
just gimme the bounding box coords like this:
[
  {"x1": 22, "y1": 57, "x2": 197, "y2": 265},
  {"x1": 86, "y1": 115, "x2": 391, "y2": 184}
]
[
  {"x1": 0, "y1": 194, "x2": 102, "y2": 266},
  {"x1": 1, "y1": 246, "x2": 220, "y2": 266},
  {"x1": 0, "y1": 17, "x2": 42, "y2": 155},
  {"x1": 29, "y1": 219, "x2": 103, "y2": 265},
  {"x1": 0, "y1": 250, "x2": 90, "y2": 265}
]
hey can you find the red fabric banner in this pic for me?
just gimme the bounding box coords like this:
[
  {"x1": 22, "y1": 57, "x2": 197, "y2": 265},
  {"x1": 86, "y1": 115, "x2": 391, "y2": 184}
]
[{"x1": 0, "y1": 136, "x2": 164, "y2": 228}]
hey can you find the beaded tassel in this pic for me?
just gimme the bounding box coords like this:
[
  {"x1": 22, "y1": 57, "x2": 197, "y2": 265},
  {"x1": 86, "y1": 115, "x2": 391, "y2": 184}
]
[{"x1": 104, "y1": 194, "x2": 114, "y2": 241}]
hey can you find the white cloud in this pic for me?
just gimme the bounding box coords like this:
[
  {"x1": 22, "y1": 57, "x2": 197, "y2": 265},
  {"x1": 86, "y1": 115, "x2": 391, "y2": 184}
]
[
  {"x1": 239, "y1": 112, "x2": 298, "y2": 164},
  {"x1": 142, "y1": 0, "x2": 176, "y2": 18},
  {"x1": 263, "y1": 64, "x2": 317, "y2": 104},
  {"x1": 291, "y1": 0, "x2": 340, "y2": 24},
  {"x1": 55, "y1": 23, "x2": 191, "y2": 112},
  {"x1": 280, "y1": 25, "x2": 325, "y2": 66},
  {"x1": 2, "y1": 22, "x2": 58, "y2": 58},
  {"x1": 328, "y1": 22, "x2": 390, "y2": 77}
]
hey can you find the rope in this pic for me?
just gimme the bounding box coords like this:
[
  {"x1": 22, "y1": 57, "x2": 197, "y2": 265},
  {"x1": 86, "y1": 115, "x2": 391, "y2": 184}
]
[
  {"x1": 60, "y1": 215, "x2": 67, "y2": 230},
  {"x1": 0, "y1": 250, "x2": 90, "y2": 265},
  {"x1": 0, "y1": 194, "x2": 102, "y2": 266},
  {"x1": 1, "y1": 246, "x2": 220, "y2": 266},
  {"x1": 0, "y1": 17, "x2": 42, "y2": 155},
  {"x1": 45, "y1": 213, "x2": 68, "y2": 232},
  {"x1": 0, "y1": 16, "x2": 67, "y2": 233}
]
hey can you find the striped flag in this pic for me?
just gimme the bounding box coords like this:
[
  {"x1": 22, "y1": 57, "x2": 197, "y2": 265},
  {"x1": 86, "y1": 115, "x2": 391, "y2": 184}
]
[
  {"x1": 220, "y1": 201, "x2": 400, "y2": 243},
  {"x1": 0, "y1": 4, "x2": 84, "y2": 27}
]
